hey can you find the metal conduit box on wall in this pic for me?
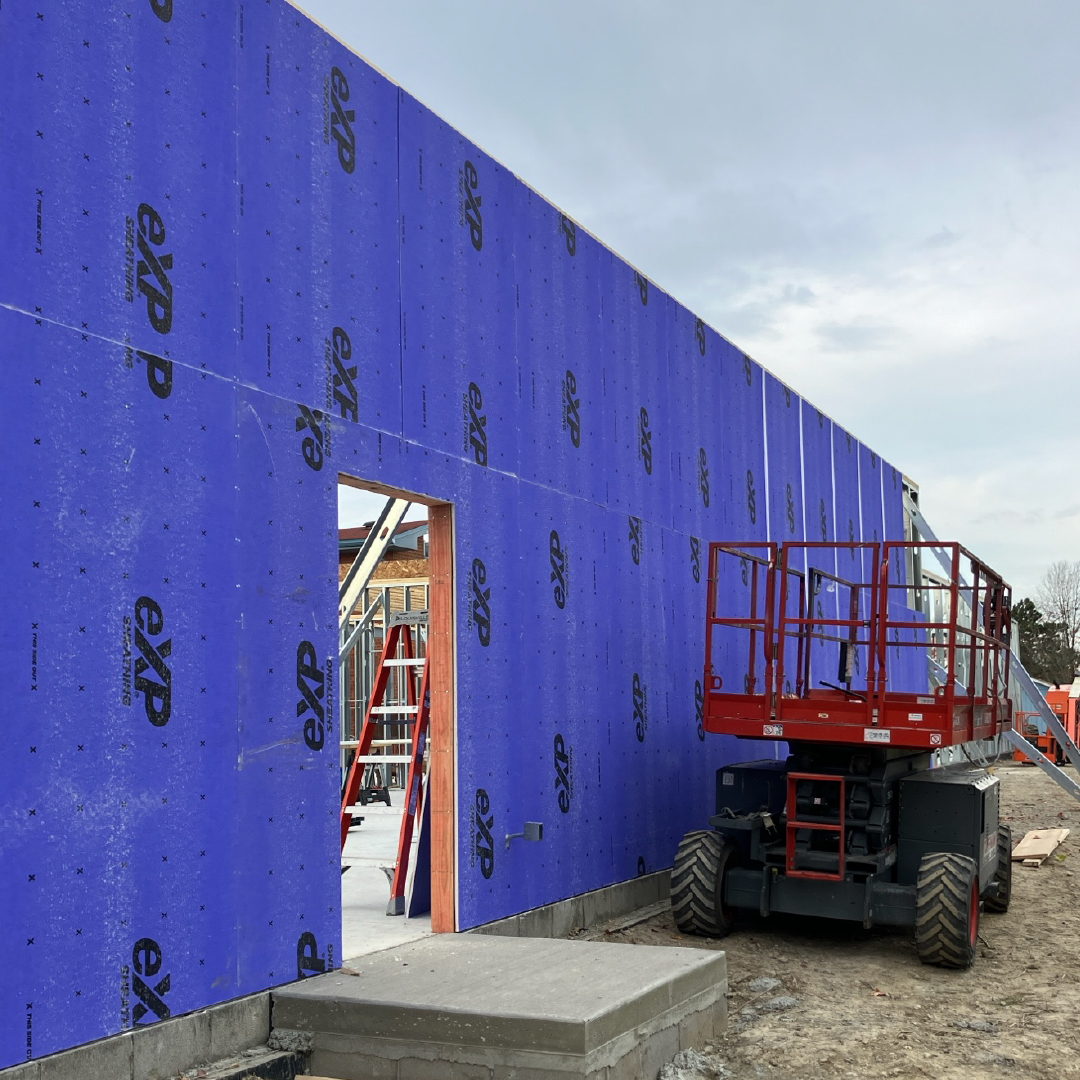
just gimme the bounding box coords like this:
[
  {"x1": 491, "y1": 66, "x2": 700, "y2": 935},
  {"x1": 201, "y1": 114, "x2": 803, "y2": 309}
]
[{"x1": 0, "y1": 0, "x2": 907, "y2": 1068}]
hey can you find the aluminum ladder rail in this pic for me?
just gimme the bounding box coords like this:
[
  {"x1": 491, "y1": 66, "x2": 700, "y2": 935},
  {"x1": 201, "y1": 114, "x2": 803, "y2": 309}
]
[
  {"x1": 1004, "y1": 663, "x2": 1080, "y2": 803},
  {"x1": 910, "y1": 501, "x2": 1080, "y2": 804},
  {"x1": 338, "y1": 496, "x2": 412, "y2": 633},
  {"x1": 338, "y1": 497, "x2": 411, "y2": 777}
]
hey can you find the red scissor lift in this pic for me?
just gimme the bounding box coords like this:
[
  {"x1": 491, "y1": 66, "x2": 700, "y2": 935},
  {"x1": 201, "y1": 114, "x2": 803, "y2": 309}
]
[{"x1": 672, "y1": 540, "x2": 1015, "y2": 968}]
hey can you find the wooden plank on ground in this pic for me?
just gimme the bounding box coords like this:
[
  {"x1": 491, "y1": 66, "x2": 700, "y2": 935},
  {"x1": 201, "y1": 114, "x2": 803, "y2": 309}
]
[{"x1": 1011, "y1": 827, "x2": 1070, "y2": 866}]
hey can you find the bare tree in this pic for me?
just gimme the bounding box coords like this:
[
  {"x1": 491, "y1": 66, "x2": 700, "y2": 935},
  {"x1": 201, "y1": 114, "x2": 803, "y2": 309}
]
[{"x1": 1036, "y1": 560, "x2": 1080, "y2": 655}]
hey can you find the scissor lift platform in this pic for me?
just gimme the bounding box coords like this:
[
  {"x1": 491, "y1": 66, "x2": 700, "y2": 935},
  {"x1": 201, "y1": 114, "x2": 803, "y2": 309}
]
[{"x1": 703, "y1": 539, "x2": 1012, "y2": 750}]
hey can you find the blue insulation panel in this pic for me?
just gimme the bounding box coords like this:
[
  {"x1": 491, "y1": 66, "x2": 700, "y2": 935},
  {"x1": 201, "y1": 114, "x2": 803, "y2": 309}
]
[
  {"x1": 764, "y1": 374, "x2": 805, "y2": 553},
  {"x1": 667, "y1": 309, "x2": 727, "y2": 541},
  {"x1": 514, "y1": 196, "x2": 608, "y2": 506},
  {"x1": 859, "y1": 443, "x2": 885, "y2": 549},
  {"x1": 881, "y1": 457, "x2": 908, "y2": 587},
  {"x1": 0, "y1": 0, "x2": 916, "y2": 1066},
  {"x1": 801, "y1": 402, "x2": 838, "y2": 695},
  {"x1": 398, "y1": 92, "x2": 519, "y2": 474},
  {"x1": 832, "y1": 424, "x2": 862, "y2": 558},
  {"x1": 0, "y1": 4, "x2": 239, "y2": 374},
  {"x1": 600, "y1": 264, "x2": 673, "y2": 524},
  {"x1": 719, "y1": 345, "x2": 767, "y2": 542}
]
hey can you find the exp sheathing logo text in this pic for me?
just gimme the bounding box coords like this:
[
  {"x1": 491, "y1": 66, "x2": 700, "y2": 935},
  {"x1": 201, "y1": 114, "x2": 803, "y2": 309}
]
[
  {"x1": 327, "y1": 326, "x2": 358, "y2": 423},
  {"x1": 297, "y1": 931, "x2": 333, "y2": 979},
  {"x1": 468, "y1": 558, "x2": 491, "y2": 647},
  {"x1": 120, "y1": 937, "x2": 171, "y2": 1028},
  {"x1": 324, "y1": 66, "x2": 356, "y2": 174},
  {"x1": 459, "y1": 160, "x2": 483, "y2": 250},
  {"x1": 463, "y1": 382, "x2": 488, "y2": 466},
  {"x1": 562, "y1": 370, "x2": 581, "y2": 449},
  {"x1": 472, "y1": 788, "x2": 495, "y2": 879},
  {"x1": 122, "y1": 596, "x2": 172, "y2": 727},
  {"x1": 554, "y1": 733, "x2": 573, "y2": 813},
  {"x1": 298, "y1": 324, "x2": 358, "y2": 470},
  {"x1": 549, "y1": 529, "x2": 568, "y2": 610},
  {"x1": 124, "y1": 202, "x2": 174, "y2": 399},
  {"x1": 297, "y1": 641, "x2": 333, "y2": 752},
  {"x1": 633, "y1": 672, "x2": 648, "y2": 743},
  {"x1": 296, "y1": 404, "x2": 329, "y2": 471}
]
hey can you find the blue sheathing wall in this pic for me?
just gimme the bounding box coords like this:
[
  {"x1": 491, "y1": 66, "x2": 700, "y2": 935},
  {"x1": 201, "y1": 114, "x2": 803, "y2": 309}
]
[{"x1": 0, "y1": 0, "x2": 912, "y2": 1066}]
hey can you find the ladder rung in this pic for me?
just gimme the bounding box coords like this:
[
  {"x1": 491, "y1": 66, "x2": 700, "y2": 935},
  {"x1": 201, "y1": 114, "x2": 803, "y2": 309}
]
[
  {"x1": 370, "y1": 706, "x2": 419, "y2": 714},
  {"x1": 383, "y1": 658, "x2": 426, "y2": 667},
  {"x1": 340, "y1": 740, "x2": 415, "y2": 749},
  {"x1": 350, "y1": 754, "x2": 414, "y2": 764}
]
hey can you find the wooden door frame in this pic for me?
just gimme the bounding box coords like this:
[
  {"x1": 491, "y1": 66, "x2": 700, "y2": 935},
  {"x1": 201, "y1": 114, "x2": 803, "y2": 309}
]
[
  {"x1": 427, "y1": 502, "x2": 456, "y2": 931},
  {"x1": 338, "y1": 476, "x2": 456, "y2": 931}
]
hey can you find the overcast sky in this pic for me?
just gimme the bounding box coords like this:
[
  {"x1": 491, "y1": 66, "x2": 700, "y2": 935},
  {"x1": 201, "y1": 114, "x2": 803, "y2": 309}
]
[{"x1": 311, "y1": 0, "x2": 1080, "y2": 599}]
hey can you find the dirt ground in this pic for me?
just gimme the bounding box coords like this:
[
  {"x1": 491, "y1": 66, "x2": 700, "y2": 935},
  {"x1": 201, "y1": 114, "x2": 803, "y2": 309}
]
[{"x1": 584, "y1": 761, "x2": 1080, "y2": 1080}]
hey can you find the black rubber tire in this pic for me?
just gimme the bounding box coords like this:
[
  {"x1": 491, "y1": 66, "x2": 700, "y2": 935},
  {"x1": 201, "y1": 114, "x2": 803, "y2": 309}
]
[
  {"x1": 915, "y1": 852, "x2": 980, "y2": 969},
  {"x1": 983, "y1": 824, "x2": 1013, "y2": 914},
  {"x1": 670, "y1": 830, "x2": 738, "y2": 937}
]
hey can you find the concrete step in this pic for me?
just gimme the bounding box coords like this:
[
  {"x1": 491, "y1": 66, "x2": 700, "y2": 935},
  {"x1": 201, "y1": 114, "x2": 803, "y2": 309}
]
[
  {"x1": 272, "y1": 934, "x2": 726, "y2": 1079},
  {"x1": 176, "y1": 1044, "x2": 307, "y2": 1080}
]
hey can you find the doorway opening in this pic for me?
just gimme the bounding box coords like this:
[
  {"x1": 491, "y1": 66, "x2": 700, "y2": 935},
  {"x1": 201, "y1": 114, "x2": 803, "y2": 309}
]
[{"x1": 337, "y1": 474, "x2": 456, "y2": 960}]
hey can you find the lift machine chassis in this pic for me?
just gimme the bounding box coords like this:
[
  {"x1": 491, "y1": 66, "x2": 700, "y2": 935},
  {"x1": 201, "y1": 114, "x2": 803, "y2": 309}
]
[{"x1": 673, "y1": 540, "x2": 1014, "y2": 968}]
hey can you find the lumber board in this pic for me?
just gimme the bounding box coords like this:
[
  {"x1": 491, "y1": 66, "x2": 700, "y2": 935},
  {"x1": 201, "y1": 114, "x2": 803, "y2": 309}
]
[{"x1": 1011, "y1": 828, "x2": 1070, "y2": 865}]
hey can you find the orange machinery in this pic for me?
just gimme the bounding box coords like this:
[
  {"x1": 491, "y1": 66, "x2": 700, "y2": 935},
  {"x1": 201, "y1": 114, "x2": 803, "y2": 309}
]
[{"x1": 1015, "y1": 680, "x2": 1080, "y2": 765}]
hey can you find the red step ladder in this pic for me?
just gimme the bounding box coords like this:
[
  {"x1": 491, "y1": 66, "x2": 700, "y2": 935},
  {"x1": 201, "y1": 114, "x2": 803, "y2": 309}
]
[{"x1": 340, "y1": 613, "x2": 431, "y2": 915}]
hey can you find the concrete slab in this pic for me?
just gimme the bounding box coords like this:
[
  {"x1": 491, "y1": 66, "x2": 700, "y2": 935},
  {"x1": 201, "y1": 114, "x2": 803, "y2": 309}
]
[
  {"x1": 342, "y1": 804, "x2": 433, "y2": 961},
  {"x1": 273, "y1": 935, "x2": 726, "y2": 1079}
]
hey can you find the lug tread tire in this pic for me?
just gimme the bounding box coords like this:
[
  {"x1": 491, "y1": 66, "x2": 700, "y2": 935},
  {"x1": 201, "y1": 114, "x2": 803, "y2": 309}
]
[
  {"x1": 671, "y1": 830, "x2": 730, "y2": 937},
  {"x1": 915, "y1": 852, "x2": 979, "y2": 969},
  {"x1": 984, "y1": 824, "x2": 1013, "y2": 914}
]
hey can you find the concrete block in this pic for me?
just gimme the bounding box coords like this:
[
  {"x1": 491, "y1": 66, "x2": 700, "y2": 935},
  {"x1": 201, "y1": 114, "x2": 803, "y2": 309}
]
[
  {"x1": 677, "y1": 1004, "x2": 714, "y2": 1051},
  {"x1": 516, "y1": 905, "x2": 554, "y2": 939},
  {"x1": 638, "y1": 1024, "x2": 679, "y2": 1080},
  {"x1": 1, "y1": 1061, "x2": 41, "y2": 1080},
  {"x1": 605, "y1": 1046, "x2": 640, "y2": 1080},
  {"x1": 549, "y1": 899, "x2": 575, "y2": 939},
  {"x1": 307, "y1": 1047, "x2": 397, "y2": 1080},
  {"x1": 567, "y1": 897, "x2": 585, "y2": 932},
  {"x1": 208, "y1": 993, "x2": 271, "y2": 1060},
  {"x1": 655, "y1": 870, "x2": 672, "y2": 900},
  {"x1": 38, "y1": 1032, "x2": 132, "y2": 1080},
  {"x1": 711, "y1": 997, "x2": 727, "y2": 1040},
  {"x1": 131, "y1": 1009, "x2": 211, "y2": 1080},
  {"x1": 492, "y1": 1065, "x2": 585, "y2": 1080},
  {"x1": 580, "y1": 887, "x2": 615, "y2": 929},
  {"x1": 399, "y1": 1057, "x2": 491, "y2": 1080},
  {"x1": 473, "y1": 917, "x2": 520, "y2": 938}
]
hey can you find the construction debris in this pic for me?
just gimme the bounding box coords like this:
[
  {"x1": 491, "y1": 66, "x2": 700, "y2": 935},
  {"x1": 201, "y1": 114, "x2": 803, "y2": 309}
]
[{"x1": 1011, "y1": 827, "x2": 1070, "y2": 867}]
